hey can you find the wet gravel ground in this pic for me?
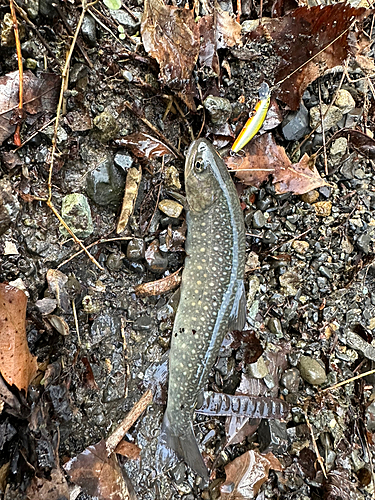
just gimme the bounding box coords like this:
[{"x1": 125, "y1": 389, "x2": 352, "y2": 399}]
[{"x1": 1, "y1": 0, "x2": 375, "y2": 499}]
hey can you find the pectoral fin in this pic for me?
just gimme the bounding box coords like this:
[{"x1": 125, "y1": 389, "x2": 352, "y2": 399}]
[{"x1": 228, "y1": 280, "x2": 246, "y2": 331}]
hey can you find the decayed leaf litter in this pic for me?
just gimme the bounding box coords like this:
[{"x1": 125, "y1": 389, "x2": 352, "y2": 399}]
[{"x1": 0, "y1": 0, "x2": 375, "y2": 498}]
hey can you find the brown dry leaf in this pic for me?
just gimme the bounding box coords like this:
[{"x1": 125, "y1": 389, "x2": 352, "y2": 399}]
[
  {"x1": 0, "y1": 70, "x2": 59, "y2": 145},
  {"x1": 220, "y1": 450, "x2": 282, "y2": 499},
  {"x1": 117, "y1": 167, "x2": 142, "y2": 234},
  {"x1": 247, "y1": 4, "x2": 371, "y2": 109},
  {"x1": 226, "y1": 133, "x2": 328, "y2": 195},
  {"x1": 0, "y1": 283, "x2": 38, "y2": 393},
  {"x1": 199, "y1": 3, "x2": 241, "y2": 75},
  {"x1": 64, "y1": 440, "x2": 136, "y2": 500},
  {"x1": 334, "y1": 128, "x2": 375, "y2": 160},
  {"x1": 115, "y1": 440, "x2": 141, "y2": 459},
  {"x1": 135, "y1": 268, "x2": 182, "y2": 297},
  {"x1": 26, "y1": 468, "x2": 69, "y2": 500},
  {"x1": 115, "y1": 132, "x2": 175, "y2": 159},
  {"x1": 46, "y1": 269, "x2": 70, "y2": 312},
  {"x1": 141, "y1": 0, "x2": 200, "y2": 110}
]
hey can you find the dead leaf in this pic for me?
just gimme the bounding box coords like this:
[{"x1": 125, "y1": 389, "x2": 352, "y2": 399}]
[
  {"x1": 226, "y1": 133, "x2": 329, "y2": 194},
  {"x1": 64, "y1": 440, "x2": 136, "y2": 500},
  {"x1": 247, "y1": 4, "x2": 371, "y2": 109},
  {"x1": 141, "y1": 0, "x2": 199, "y2": 110},
  {"x1": 47, "y1": 315, "x2": 70, "y2": 336},
  {"x1": 81, "y1": 356, "x2": 99, "y2": 390},
  {"x1": 334, "y1": 128, "x2": 375, "y2": 160},
  {"x1": 0, "y1": 283, "x2": 38, "y2": 393},
  {"x1": 115, "y1": 132, "x2": 175, "y2": 159},
  {"x1": 135, "y1": 268, "x2": 182, "y2": 297},
  {"x1": 199, "y1": 3, "x2": 241, "y2": 75},
  {"x1": 46, "y1": 269, "x2": 70, "y2": 312},
  {"x1": 115, "y1": 440, "x2": 141, "y2": 459},
  {"x1": 220, "y1": 450, "x2": 282, "y2": 499},
  {"x1": 117, "y1": 167, "x2": 142, "y2": 234},
  {"x1": 26, "y1": 468, "x2": 69, "y2": 500},
  {"x1": 0, "y1": 70, "x2": 59, "y2": 145}
]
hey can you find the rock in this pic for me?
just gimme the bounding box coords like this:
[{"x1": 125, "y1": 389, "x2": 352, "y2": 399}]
[
  {"x1": 59, "y1": 193, "x2": 94, "y2": 238},
  {"x1": 262, "y1": 230, "x2": 278, "y2": 244},
  {"x1": 86, "y1": 155, "x2": 126, "y2": 208},
  {"x1": 23, "y1": 0, "x2": 39, "y2": 18},
  {"x1": 252, "y1": 210, "x2": 266, "y2": 229},
  {"x1": 309, "y1": 104, "x2": 343, "y2": 133},
  {"x1": 357, "y1": 228, "x2": 375, "y2": 254},
  {"x1": 42, "y1": 124, "x2": 68, "y2": 144},
  {"x1": 330, "y1": 137, "x2": 347, "y2": 162},
  {"x1": 110, "y1": 9, "x2": 141, "y2": 35},
  {"x1": 164, "y1": 165, "x2": 181, "y2": 190},
  {"x1": 26, "y1": 59, "x2": 37, "y2": 70},
  {"x1": 245, "y1": 251, "x2": 260, "y2": 273},
  {"x1": 247, "y1": 356, "x2": 269, "y2": 378},
  {"x1": 90, "y1": 314, "x2": 121, "y2": 345},
  {"x1": 81, "y1": 14, "x2": 96, "y2": 46},
  {"x1": 122, "y1": 70, "x2": 133, "y2": 82},
  {"x1": 128, "y1": 261, "x2": 146, "y2": 274},
  {"x1": 114, "y1": 152, "x2": 134, "y2": 171},
  {"x1": 299, "y1": 356, "x2": 327, "y2": 385},
  {"x1": 300, "y1": 190, "x2": 319, "y2": 204},
  {"x1": 267, "y1": 317, "x2": 283, "y2": 335},
  {"x1": 281, "y1": 368, "x2": 301, "y2": 392},
  {"x1": 279, "y1": 270, "x2": 300, "y2": 296},
  {"x1": 158, "y1": 199, "x2": 183, "y2": 218},
  {"x1": 93, "y1": 110, "x2": 119, "y2": 142},
  {"x1": 203, "y1": 96, "x2": 232, "y2": 125},
  {"x1": 133, "y1": 315, "x2": 153, "y2": 331},
  {"x1": 282, "y1": 102, "x2": 310, "y2": 141},
  {"x1": 0, "y1": 179, "x2": 20, "y2": 237},
  {"x1": 127, "y1": 238, "x2": 145, "y2": 261},
  {"x1": 292, "y1": 240, "x2": 309, "y2": 254},
  {"x1": 334, "y1": 89, "x2": 356, "y2": 114},
  {"x1": 313, "y1": 201, "x2": 332, "y2": 217},
  {"x1": 258, "y1": 420, "x2": 289, "y2": 453},
  {"x1": 345, "y1": 108, "x2": 363, "y2": 128},
  {"x1": 106, "y1": 252, "x2": 124, "y2": 271},
  {"x1": 145, "y1": 240, "x2": 168, "y2": 274}
]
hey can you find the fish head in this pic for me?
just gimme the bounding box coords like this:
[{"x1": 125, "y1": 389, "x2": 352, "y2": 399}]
[{"x1": 185, "y1": 139, "x2": 222, "y2": 213}]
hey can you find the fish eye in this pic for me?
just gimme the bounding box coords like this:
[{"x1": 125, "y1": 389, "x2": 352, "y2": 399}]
[{"x1": 195, "y1": 160, "x2": 207, "y2": 173}]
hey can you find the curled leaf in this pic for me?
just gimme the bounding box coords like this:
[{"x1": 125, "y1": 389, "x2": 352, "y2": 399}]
[
  {"x1": 135, "y1": 268, "x2": 182, "y2": 297},
  {"x1": 115, "y1": 132, "x2": 175, "y2": 159}
]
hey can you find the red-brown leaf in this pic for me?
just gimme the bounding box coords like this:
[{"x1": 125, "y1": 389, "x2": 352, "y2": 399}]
[{"x1": 0, "y1": 283, "x2": 38, "y2": 392}]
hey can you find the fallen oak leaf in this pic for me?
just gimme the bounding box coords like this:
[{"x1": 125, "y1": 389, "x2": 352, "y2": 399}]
[
  {"x1": 0, "y1": 283, "x2": 38, "y2": 393},
  {"x1": 141, "y1": 0, "x2": 200, "y2": 110},
  {"x1": 226, "y1": 133, "x2": 329, "y2": 195},
  {"x1": 220, "y1": 450, "x2": 282, "y2": 499}
]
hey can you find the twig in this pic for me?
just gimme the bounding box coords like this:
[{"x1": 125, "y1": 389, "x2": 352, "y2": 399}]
[
  {"x1": 14, "y1": 117, "x2": 57, "y2": 151},
  {"x1": 88, "y1": 6, "x2": 136, "y2": 45},
  {"x1": 57, "y1": 236, "x2": 132, "y2": 269},
  {"x1": 321, "y1": 368, "x2": 375, "y2": 392},
  {"x1": 304, "y1": 411, "x2": 327, "y2": 479},
  {"x1": 9, "y1": 0, "x2": 24, "y2": 146},
  {"x1": 123, "y1": 101, "x2": 184, "y2": 160},
  {"x1": 71, "y1": 299, "x2": 81, "y2": 345},
  {"x1": 318, "y1": 84, "x2": 328, "y2": 176},
  {"x1": 105, "y1": 390, "x2": 153, "y2": 456}
]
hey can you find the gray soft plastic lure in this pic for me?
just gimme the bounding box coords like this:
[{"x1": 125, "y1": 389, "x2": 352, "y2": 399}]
[{"x1": 157, "y1": 139, "x2": 246, "y2": 480}]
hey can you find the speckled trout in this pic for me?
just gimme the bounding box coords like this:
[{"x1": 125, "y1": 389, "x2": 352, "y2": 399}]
[{"x1": 157, "y1": 139, "x2": 246, "y2": 480}]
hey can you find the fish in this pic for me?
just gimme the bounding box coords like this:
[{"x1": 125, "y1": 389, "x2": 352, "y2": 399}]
[
  {"x1": 231, "y1": 82, "x2": 271, "y2": 153},
  {"x1": 157, "y1": 138, "x2": 246, "y2": 481}
]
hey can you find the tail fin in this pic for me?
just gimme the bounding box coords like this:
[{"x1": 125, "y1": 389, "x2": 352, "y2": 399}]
[{"x1": 156, "y1": 411, "x2": 209, "y2": 482}]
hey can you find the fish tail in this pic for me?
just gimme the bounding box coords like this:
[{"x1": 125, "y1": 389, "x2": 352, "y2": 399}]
[{"x1": 156, "y1": 411, "x2": 209, "y2": 482}]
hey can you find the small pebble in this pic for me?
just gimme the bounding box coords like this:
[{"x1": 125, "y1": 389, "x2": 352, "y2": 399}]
[
  {"x1": 300, "y1": 190, "x2": 319, "y2": 204},
  {"x1": 313, "y1": 201, "x2": 332, "y2": 217},
  {"x1": 334, "y1": 89, "x2": 356, "y2": 115},
  {"x1": 127, "y1": 238, "x2": 145, "y2": 261},
  {"x1": 245, "y1": 251, "x2": 260, "y2": 273},
  {"x1": 247, "y1": 356, "x2": 269, "y2": 378},
  {"x1": 267, "y1": 317, "x2": 283, "y2": 335},
  {"x1": 164, "y1": 165, "x2": 181, "y2": 190},
  {"x1": 133, "y1": 315, "x2": 153, "y2": 331},
  {"x1": 93, "y1": 110, "x2": 119, "y2": 142},
  {"x1": 292, "y1": 240, "x2": 309, "y2": 254},
  {"x1": 309, "y1": 104, "x2": 343, "y2": 133},
  {"x1": 59, "y1": 193, "x2": 93, "y2": 238},
  {"x1": 330, "y1": 137, "x2": 347, "y2": 157},
  {"x1": 158, "y1": 199, "x2": 183, "y2": 218},
  {"x1": 299, "y1": 356, "x2": 327, "y2": 385},
  {"x1": 281, "y1": 368, "x2": 301, "y2": 392},
  {"x1": 106, "y1": 252, "x2": 124, "y2": 271},
  {"x1": 145, "y1": 240, "x2": 168, "y2": 274},
  {"x1": 252, "y1": 210, "x2": 266, "y2": 229}
]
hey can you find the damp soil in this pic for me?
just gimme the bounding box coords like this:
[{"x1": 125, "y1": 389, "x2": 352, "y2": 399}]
[{"x1": 1, "y1": 0, "x2": 375, "y2": 499}]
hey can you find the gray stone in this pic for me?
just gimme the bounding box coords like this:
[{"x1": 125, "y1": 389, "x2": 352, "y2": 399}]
[
  {"x1": 247, "y1": 356, "x2": 269, "y2": 378},
  {"x1": 299, "y1": 356, "x2": 327, "y2": 385},
  {"x1": 42, "y1": 124, "x2": 68, "y2": 144},
  {"x1": 258, "y1": 419, "x2": 289, "y2": 453},
  {"x1": 262, "y1": 230, "x2": 278, "y2": 244},
  {"x1": 330, "y1": 137, "x2": 347, "y2": 158},
  {"x1": 90, "y1": 314, "x2": 121, "y2": 345},
  {"x1": 114, "y1": 152, "x2": 133, "y2": 171},
  {"x1": 93, "y1": 110, "x2": 119, "y2": 142},
  {"x1": 282, "y1": 102, "x2": 310, "y2": 141},
  {"x1": 203, "y1": 96, "x2": 232, "y2": 125},
  {"x1": 252, "y1": 210, "x2": 266, "y2": 229},
  {"x1": 133, "y1": 315, "x2": 153, "y2": 331},
  {"x1": 86, "y1": 156, "x2": 126, "y2": 208},
  {"x1": 268, "y1": 317, "x2": 283, "y2": 335},
  {"x1": 81, "y1": 14, "x2": 97, "y2": 46},
  {"x1": 309, "y1": 104, "x2": 343, "y2": 133},
  {"x1": 345, "y1": 108, "x2": 363, "y2": 128},
  {"x1": 59, "y1": 193, "x2": 93, "y2": 238},
  {"x1": 127, "y1": 238, "x2": 145, "y2": 261},
  {"x1": 357, "y1": 228, "x2": 375, "y2": 254},
  {"x1": 110, "y1": 9, "x2": 141, "y2": 35},
  {"x1": 281, "y1": 368, "x2": 300, "y2": 392}
]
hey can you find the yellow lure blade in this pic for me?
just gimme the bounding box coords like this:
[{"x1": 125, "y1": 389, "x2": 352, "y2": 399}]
[{"x1": 231, "y1": 82, "x2": 271, "y2": 153}]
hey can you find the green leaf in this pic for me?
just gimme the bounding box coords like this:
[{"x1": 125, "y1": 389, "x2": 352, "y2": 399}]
[{"x1": 103, "y1": 0, "x2": 121, "y2": 10}]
